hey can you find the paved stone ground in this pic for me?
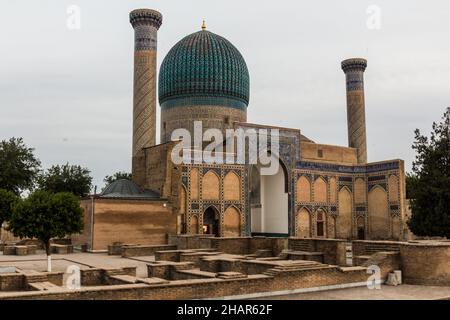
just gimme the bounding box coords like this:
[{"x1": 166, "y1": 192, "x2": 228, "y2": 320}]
[
  {"x1": 0, "y1": 250, "x2": 154, "y2": 277},
  {"x1": 252, "y1": 284, "x2": 450, "y2": 300}
]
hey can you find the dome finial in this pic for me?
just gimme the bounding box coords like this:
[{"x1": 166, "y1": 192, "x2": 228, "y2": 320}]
[{"x1": 201, "y1": 19, "x2": 206, "y2": 30}]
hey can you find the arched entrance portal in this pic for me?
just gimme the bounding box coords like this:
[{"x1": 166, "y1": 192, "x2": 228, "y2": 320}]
[
  {"x1": 250, "y1": 160, "x2": 289, "y2": 236},
  {"x1": 203, "y1": 206, "x2": 220, "y2": 237}
]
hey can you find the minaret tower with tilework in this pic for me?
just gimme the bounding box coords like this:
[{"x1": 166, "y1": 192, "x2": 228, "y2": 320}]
[
  {"x1": 130, "y1": 9, "x2": 162, "y2": 156},
  {"x1": 341, "y1": 58, "x2": 368, "y2": 164}
]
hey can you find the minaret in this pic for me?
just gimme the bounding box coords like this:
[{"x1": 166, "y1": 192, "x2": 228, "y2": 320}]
[
  {"x1": 130, "y1": 9, "x2": 162, "y2": 156},
  {"x1": 341, "y1": 58, "x2": 368, "y2": 164}
]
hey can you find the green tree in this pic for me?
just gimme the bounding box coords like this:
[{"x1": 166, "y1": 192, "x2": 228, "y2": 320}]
[
  {"x1": 405, "y1": 172, "x2": 419, "y2": 199},
  {"x1": 8, "y1": 190, "x2": 83, "y2": 271},
  {"x1": 0, "y1": 189, "x2": 19, "y2": 242},
  {"x1": 37, "y1": 163, "x2": 93, "y2": 197},
  {"x1": 103, "y1": 171, "x2": 132, "y2": 187},
  {"x1": 0, "y1": 137, "x2": 41, "y2": 195},
  {"x1": 407, "y1": 107, "x2": 450, "y2": 238}
]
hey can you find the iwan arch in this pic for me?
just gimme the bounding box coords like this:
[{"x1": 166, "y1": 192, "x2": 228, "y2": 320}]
[{"x1": 75, "y1": 8, "x2": 408, "y2": 251}]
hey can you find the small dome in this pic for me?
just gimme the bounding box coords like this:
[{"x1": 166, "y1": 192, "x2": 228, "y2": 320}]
[
  {"x1": 159, "y1": 30, "x2": 250, "y2": 110},
  {"x1": 100, "y1": 179, "x2": 159, "y2": 199}
]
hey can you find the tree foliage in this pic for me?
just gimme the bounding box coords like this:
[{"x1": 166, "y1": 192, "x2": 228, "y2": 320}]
[
  {"x1": 37, "y1": 163, "x2": 92, "y2": 197},
  {"x1": 8, "y1": 190, "x2": 84, "y2": 255},
  {"x1": 0, "y1": 137, "x2": 41, "y2": 195},
  {"x1": 0, "y1": 189, "x2": 19, "y2": 241},
  {"x1": 104, "y1": 171, "x2": 132, "y2": 186},
  {"x1": 407, "y1": 107, "x2": 450, "y2": 237},
  {"x1": 405, "y1": 172, "x2": 419, "y2": 199}
]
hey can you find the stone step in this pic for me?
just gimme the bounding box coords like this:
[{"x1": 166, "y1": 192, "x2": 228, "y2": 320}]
[
  {"x1": 254, "y1": 249, "x2": 272, "y2": 258},
  {"x1": 216, "y1": 272, "x2": 247, "y2": 279},
  {"x1": 137, "y1": 277, "x2": 170, "y2": 285},
  {"x1": 264, "y1": 265, "x2": 330, "y2": 276},
  {"x1": 25, "y1": 274, "x2": 48, "y2": 283},
  {"x1": 365, "y1": 245, "x2": 399, "y2": 254},
  {"x1": 289, "y1": 241, "x2": 315, "y2": 252},
  {"x1": 176, "y1": 269, "x2": 217, "y2": 278},
  {"x1": 109, "y1": 275, "x2": 138, "y2": 284},
  {"x1": 28, "y1": 281, "x2": 63, "y2": 291}
]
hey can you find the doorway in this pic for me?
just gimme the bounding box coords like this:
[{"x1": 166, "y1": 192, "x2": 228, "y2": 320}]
[
  {"x1": 357, "y1": 228, "x2": 365, "y2": 240},
  {"x1": 203, "y1": 206, "x2": 220, "y2": 237},
  {"x1": 316, "y1": 210, "x2": 325, "y2": 237}
]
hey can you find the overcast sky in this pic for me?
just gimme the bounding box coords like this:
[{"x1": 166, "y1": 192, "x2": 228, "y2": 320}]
[{"x1": 1, "y1": 0, "x2": 449, "y2": 190}]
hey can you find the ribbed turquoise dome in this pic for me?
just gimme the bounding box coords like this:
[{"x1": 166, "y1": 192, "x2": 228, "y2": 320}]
[{"x1": 159, "y1": 30, "x2": 250, "y2": 110}]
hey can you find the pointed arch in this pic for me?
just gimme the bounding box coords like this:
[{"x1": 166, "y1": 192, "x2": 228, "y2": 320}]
[
  {"x1": 356, "y1": 216, "x2": 365, "y2": 240},
  {"x1": 329, "y1": 177, "x2": 337, "y2": 203},
  {"x1": 315, "y1": 208, "x2": 327, "y2": 237},
  {"x1": 202, "y1": 170, "x2": 220, "y2": 200},
  {"x1": 296, "y1": 207, "x2": 311, "y2": 238},
  {"x1": 190, "y1": 215, "x2": 199, "y2": 234},
  {"x1": 392, "y1": 215, "x2": 401, "y2": 240},
  {"x1": 190, "y1": 168, "x2": 199, "y2": 200},
  {"x1": 178, "y1": 185, "x2": 187, "y2": 233},
  {"x1": 296, "y1": 175, "x2": 311, "y2": 202},
  {"x1": 314, "y1": 176, "x2": 327, "y2": 203},
  {"x1": 337, "y1": 186, "x2": 352, "y2": 239},
  {"x1": 368, "y1": 185, "x2": 389, "y2": 239},
  {"x1": 328, "y1": 215, "x2": 336, "y2": 238},
  {"x1": 179, "y1": 185, "x2": 187, "y2": 215},
  {"x1": 223, "y1": 205, "x2": 241, "y2": 237},
  {"x1": 354, "y1": 178, "x2": 366, "y2": 204},
  {"x1": 224, "y1": 171, "x2": 240, "y2": 201}
]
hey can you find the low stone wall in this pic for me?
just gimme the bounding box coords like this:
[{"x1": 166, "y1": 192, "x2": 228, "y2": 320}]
[
  {"x1": 360, "y1": 252, "x2": 401, "y2": 280},
  {"x1": 0, "y1": 271, "x2": 64, "y2": 292},
  {"x1": 80, "y1": 267, "x2": 137, "y2": 286},
  {"x1": 168, "y1": 236, "x2": 290, "y2": 257},
  {"x1": 0, "y1": 264, "x2": 371, "y2": 300},
  {"x1": 2, "y1": 245, "x2": 37, "y2": 256},
  {"x1": 198, "y1": 237, "x2": 289, "y2": 256},
  {"x1": 121, "y1": 244, "x2": 177, "y2": 257},
  {"x1": 17, "y1": 239, "x2": 44, "y2": 250},
  {"x1": 288, "y1": 238, "x2": 348, "y2": 265},
  {"x1": 108, "y1": 243, "x2": 124, "y2": 255},
  {"x1": 207, "y1": 237, "x2": 251, "y2": 254},
  {"x1": 147, "y1": 262, "x2": 195, "y2": 280},
  {"x1": 0, "y1": 274, "x2": 25, "y2": 291},
  {"x1": 81, "y1": 269, "x2": 105, "y2": 286},
  {"x1": 168, "y1": 234, "x2": 214, "y2": 250},
  {"x1": 51, "y1": 244, "x2": 73, "y2": 254},
  {"x1": 400, "y1": 242, "x2": 450, "y2": 286},
  {"x1": 351, "y1": 240, "x2": 450, "y2": 286},
  {"x1": 352, "y1": 240, "x2": 401, "y2": 256}
]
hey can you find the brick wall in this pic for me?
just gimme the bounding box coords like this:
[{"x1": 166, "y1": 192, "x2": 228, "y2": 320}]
[
  {"x1": 3, "y1": 264, "x2": 371, "y2": 300},
  {"x1": 74, "y1": 198, "x2": 177, "y2": 251},
  {"x1": 361, "y1": 252, "x2": 401, "y2": 279},
  {"x1": 0, "y1": 274, "x2": 25, "y2": 291},
  {"x1": 352, "y1": 240, "x2": 401, "y2": 256},
  {"x1": 168, "y1": 234, "x2": 214, "y2": 250},
  {"x1": 400, "y1": 242, "x2": 450, "y2": 286},
  {"x1": 289, "y1": 238, "x2": 347, "y2": 265},
  {"x1": 300, "y1": 142, "x2": 357, "y2": 165},
  {"x1": 72, "y1": 200, "x2": 93, "y2": 249},
  {"x1": 122, "y1": 244, "x2": 177, "y2": 258}
]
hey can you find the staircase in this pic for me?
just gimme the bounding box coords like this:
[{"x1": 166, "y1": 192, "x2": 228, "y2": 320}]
[
  {"x1": 289, "y1": 240, "x2": 315, "y2": 252},
  {"x1": 263, "y1": 261, "x2": 330, "y2": 276},
  {"x1": 365, "y1": 244, "x2": 400, "y2": 255},
  {"x1": 28, "y1": 281, "x2": 63, "y2": 291}
]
